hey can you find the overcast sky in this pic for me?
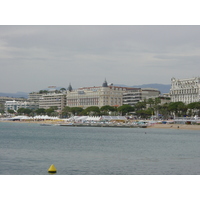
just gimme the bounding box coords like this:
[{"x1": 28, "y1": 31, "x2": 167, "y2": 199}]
[{"x1": 1, "y1": 25, "x2": 200, "y2": 93}]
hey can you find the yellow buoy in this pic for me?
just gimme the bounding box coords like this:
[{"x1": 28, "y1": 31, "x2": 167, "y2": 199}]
[{"x1": 48, "y1": 164, "x2": 57, "y2": 173}]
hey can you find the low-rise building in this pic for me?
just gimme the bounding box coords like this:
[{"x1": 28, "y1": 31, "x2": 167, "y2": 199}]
[{"x1": 4, "y1": 100, "x2": 38, "y2": 112}]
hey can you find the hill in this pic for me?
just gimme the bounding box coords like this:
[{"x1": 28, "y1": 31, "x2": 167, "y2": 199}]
[{"x1": 0, "y1": 92, "x2": 28, "y2": 98}]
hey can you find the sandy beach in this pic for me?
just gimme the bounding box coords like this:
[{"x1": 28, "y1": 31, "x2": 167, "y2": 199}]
[{"x1": 148, "y1": 123, "x2": 200, "y2": 130}]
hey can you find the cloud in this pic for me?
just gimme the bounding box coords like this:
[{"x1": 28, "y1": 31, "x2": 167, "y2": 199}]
[{"x1": 1, "y1": 25, "x2": 200, "y2": 93}]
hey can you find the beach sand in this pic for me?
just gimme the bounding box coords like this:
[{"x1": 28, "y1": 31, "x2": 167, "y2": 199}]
[{"x1": 148, "y1": 123, "x2": 200, "y2": 130}]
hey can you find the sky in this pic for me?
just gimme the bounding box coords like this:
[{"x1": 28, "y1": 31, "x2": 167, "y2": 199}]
[
  {"x1": 1, "y1": 25, "x2": 200, "y2": 93},
  {"x1": 1, "y1": 0, "x2": 200, "y2": 93}
]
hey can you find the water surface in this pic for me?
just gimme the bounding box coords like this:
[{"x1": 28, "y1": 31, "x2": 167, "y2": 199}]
[{"x1": 0, "y1": 122, "x2": 200, "y2": 175}]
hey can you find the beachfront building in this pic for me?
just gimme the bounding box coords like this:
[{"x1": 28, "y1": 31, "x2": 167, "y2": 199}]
[
  {"x1": 170, "y1": 77, "x2": 200, "y2": 104},
  {"x1": 28, "y1": 92, "x2": 43, "y2": 109},
  {"x1": 39, "y1": 93, "x2": 66, "y2": 111},
  {"x1": 0, "y1": 97, "x2": 26, "y2": 105},
  {"x1": 123, "y1": 88, "x2": 161, "y2": 106},
  {"x1": 4, "y1": 100, "x2": 38, "y2": 112},
  {"x1": 0, "y1": 97, "x2": 26, "y2": 113},
  {"x1": 66, "y1": 80, "x2": 135, "y2": 108},
  {"x1": 122, "y1": 88, "x2": 142, "y2": 106},
  {"x1": 28, "y1": 92, "x2": 43, "y2": 103}
]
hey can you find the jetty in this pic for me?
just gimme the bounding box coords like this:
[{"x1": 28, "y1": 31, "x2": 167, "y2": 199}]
[{"x1": 60, "y1": 123, "x2": 147, "y2": 128}]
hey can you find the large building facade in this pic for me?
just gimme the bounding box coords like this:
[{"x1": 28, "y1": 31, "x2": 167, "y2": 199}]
[
  {"x1": 66, "y1": 80, "x2": 126, "y2": 108},
  {"x1": 39, "y1": 93, "x2": 66, "y2": 111},
  {"x1": 66, "y1": 81, "x2": 161, "y2": 108},
  {"x1": 123, "y1": 88, "x2": 160, "y2": 106},
  {"x1": 27, "y1": 80, "x2": 161, "y2": 111},
  {"x1": 170, "y1": 77, "x2": 200, "y2": 104},
  {"x1": 122, "y1": 88, "x2": 142, "y2": 106}
]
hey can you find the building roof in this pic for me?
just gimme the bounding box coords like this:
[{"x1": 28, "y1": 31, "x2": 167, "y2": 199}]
[{"x1": 102, "y1": 79, "x2": 108, "y2": 87}]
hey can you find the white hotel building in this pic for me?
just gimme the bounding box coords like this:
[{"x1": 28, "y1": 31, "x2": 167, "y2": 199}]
[
  {"x1": 170, "y1": 77, "x2": 200, "y2": 104},
  {"x1": 66, "y1": 80, "x2": 161, "y2": 108},
  {"x1": 66, "y1": 80, "x2": 125, "y2": 108}
]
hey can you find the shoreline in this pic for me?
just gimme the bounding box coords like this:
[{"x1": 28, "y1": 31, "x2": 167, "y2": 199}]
[
  {"x1": 148, "y1": 123, "x2": 200, "y2": 130},
  {"x1": 1, "y1": 120, "x2": 200, "y2": 130}
]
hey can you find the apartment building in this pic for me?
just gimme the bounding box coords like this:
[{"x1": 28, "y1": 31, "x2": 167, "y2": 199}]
[
  {"x1": 170, "y1": 77, "x2": 200, "y2": 104},
  {"x1": 39, "y1": 93, "x2": 66, "y2": 111},
  {"x1": 28, "y1": 92, "x2": 43, "y2": 103},
  {"x1": 123, "y1": 88, "x2": 161, "y2": 106},
  {"x1": 122, "y1": 88, "x2": 142, "y2": 106}
]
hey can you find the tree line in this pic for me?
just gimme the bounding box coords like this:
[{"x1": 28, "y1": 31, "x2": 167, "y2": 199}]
[
  {"x1": 133, "y1": 98, "x2": 200, "y2": 119},
  {"x1": 5, "y1": 97, "x2": 200, "y2": 119}
]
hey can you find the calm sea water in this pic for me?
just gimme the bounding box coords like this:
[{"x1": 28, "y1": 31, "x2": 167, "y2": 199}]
[{"x1": 1, "y1": 122, "x2": 200, "y2": 175}]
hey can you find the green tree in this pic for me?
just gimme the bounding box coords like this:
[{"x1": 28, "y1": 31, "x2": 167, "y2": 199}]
[
  {"x1": 61, "y1": 106, "x2": 71, "y2": 118},
  {"x1": 84, "y1": 106, "x2": 100, "y2": 116},
  {"x1": 60, "y1": 88, "x2": 66, "y2": 93},
  {"x1": 70, "y1": 107, "x2": 84, "y2": 116},
  {"x1": 136, "y1": 108, "x2": 153, "y2": 119},
  {"x1": 35, "y1": 108, "x2": 46, "y2": 115},
  {"x1": 187, "y1": 102, "x2": 200, "y2": 116},
  {"x1": 147, "y1": 98, "x2": 154, "y2": 108},
  {"x1": 8, "y1": 110, "x2": 15, "y2": 114},
  {"x1": 158, "y1": 103, "x2": 170, "y2": 119},
  {"x1": 0, "y1": 103, "x2": 4, "y2": 113},
  {"x1": 39, "y1": 90, "x2": 48, "y2": 94},
  {"x1": 168, "y1": 102, "x2": 187, "y2": 117},
  {"x1": 45, "y1": 107, "x2": 58, "y2": 116},
  {"x1": 17, "y1": 108, "x2": 32, "y2": 115},
  {"x1": 117, "y1": 105, "x2": 134, "y2": 116},
  {"x1": 134, "y1": 101, "x2": 146, "y2": 111},
  {"x1": 100, "y1": 105, "x2": 116, "y2": 115}
]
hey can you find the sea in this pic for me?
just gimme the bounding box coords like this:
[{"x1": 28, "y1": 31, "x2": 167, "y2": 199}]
[{"x1": 1, "y1": 121, "x2": 200, "y2": 175}]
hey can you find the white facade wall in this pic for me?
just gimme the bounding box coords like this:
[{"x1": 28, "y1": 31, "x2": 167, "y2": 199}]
[
  {"x1": 170, "y1": 77, "x2": 200, "y2": 104},
  {"x1": 123, "y1": 88, "x2": 142, "y2": 106},
  {"x1": 28, "y1": 93, "x2": 43, "y2": 102},
  {"x1": 39, "y1": 93, "x2": 66, "y2": 110},
  {"x1": 66, "y1": 86, "x2": 126, "y2": 108},
  {"x1": 5, "y1": 100, "x2": 38, "y2": 111}
]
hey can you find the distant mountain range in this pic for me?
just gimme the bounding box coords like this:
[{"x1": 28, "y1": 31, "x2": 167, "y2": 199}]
[
  {"x1": 0, "y1": 92, "x2": 28, "y2": 98},
  {"x1": 133, "y1": 84, "x2": 171, "y2": 94},
  {"x1": 0, "y1": 84, "x2": 171, "y2": 98}
]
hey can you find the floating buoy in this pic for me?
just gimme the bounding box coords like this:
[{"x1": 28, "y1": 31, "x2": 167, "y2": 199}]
[{"x1": 48, "y1": 164, "x2": 57, "y2": 174}]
